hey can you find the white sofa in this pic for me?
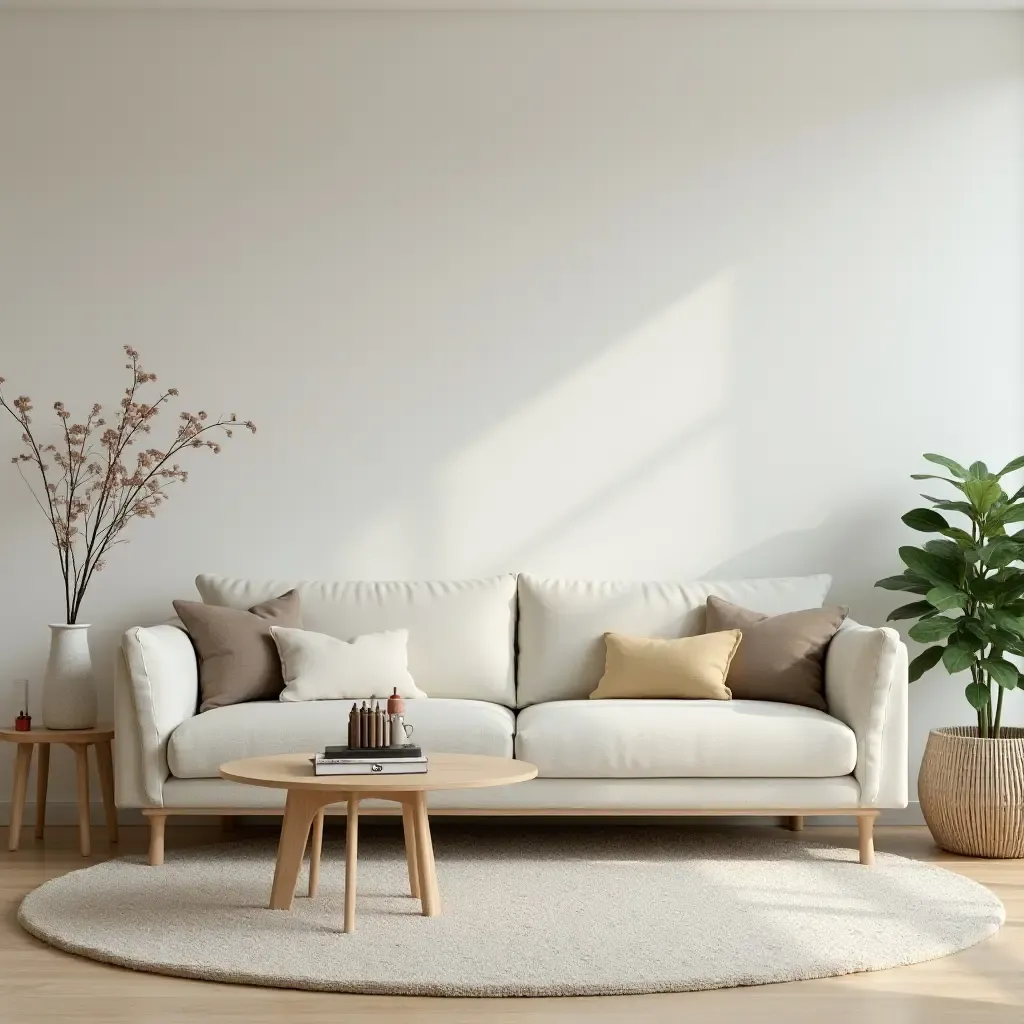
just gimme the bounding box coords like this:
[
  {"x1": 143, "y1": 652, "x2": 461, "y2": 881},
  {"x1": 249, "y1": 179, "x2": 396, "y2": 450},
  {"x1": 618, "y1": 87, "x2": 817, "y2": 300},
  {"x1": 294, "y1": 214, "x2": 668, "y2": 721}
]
[{"x1": 114, "y1": 572, "x2": 908, "y2": 865}]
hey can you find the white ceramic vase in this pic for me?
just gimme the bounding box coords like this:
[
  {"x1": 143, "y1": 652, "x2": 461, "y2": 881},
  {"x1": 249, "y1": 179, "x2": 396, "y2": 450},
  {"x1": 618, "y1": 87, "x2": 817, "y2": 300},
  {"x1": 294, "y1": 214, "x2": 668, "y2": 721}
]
[{"x1": 42, "y1": 623, "x2": 98, "y2": 730}]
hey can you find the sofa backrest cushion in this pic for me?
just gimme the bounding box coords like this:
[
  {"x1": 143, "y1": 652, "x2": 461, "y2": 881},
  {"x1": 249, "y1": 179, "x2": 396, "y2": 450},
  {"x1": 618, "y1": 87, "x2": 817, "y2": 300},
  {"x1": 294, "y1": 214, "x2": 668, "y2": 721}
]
[
  {"x1": 195, "y1": 574, "x2": 517, "y2": 705},
  {"x1": 516, "y1": 574, "x2": 833, "y2": 706}
]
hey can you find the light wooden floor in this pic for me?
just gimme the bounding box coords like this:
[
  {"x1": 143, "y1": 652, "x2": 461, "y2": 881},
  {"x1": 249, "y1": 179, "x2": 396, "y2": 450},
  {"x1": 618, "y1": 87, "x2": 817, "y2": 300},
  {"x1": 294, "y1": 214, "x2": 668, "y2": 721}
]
[{"x1": 1, "y1": 821, "x2": 1022, "y2": 1023}]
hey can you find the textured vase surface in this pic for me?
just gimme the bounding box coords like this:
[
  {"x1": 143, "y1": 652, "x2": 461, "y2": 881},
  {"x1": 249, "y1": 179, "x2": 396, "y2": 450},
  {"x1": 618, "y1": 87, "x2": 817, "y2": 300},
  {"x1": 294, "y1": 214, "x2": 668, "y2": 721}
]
[
  {"x1": 918, "y1": 726, "x2": 1024, "y2": 858},
  {"x1": 42, "y1": 624, "x2": 98, "y2": 730}
]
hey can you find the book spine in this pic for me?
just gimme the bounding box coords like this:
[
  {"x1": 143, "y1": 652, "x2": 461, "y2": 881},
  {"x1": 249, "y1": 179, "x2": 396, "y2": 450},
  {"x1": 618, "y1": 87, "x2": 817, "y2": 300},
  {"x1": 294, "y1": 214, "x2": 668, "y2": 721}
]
[
  {"x1": 314, "y1": 763, "x2": 428, "y2": 775},
  {"x1": 316, "y1": 757, "x2": 427, "y2": 765}
]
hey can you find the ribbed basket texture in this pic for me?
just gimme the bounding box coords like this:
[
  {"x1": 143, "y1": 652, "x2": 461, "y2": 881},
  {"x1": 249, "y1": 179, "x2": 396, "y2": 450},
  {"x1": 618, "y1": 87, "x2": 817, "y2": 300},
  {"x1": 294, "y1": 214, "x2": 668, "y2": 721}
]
[{"x1": 918, "y1": 726, "x2": 1024, "y2": 859}]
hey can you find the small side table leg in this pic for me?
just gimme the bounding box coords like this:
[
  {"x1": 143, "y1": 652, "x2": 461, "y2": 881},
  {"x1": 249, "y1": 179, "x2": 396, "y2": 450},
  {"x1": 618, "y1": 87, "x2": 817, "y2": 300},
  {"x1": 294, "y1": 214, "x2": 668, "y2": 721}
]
[
  {"x1": 8, "y1": 744, "x2": 33, "y2": 852},
  {"x1": 95, "y1": 739, "x2": 118, "y2": 845},
  {"x1": 35, "y1": 743, "x2": 50, "y2": 840},
  {"x1": 308, "y1": 808, "x2": 324, "y2": 898},
  {"x1": 344, "y1": 795, "x2": 359, "y2": 933},
  {"x1": 73, "y1": 744, "x2": 91, "y2": 857}
]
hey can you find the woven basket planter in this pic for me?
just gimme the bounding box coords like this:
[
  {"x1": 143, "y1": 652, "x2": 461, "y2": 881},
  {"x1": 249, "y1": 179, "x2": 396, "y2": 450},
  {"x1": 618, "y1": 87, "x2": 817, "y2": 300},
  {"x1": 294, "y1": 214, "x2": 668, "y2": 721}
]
[{"x1": 918, "y1": 726, "x2": 1024, "y2": 858}]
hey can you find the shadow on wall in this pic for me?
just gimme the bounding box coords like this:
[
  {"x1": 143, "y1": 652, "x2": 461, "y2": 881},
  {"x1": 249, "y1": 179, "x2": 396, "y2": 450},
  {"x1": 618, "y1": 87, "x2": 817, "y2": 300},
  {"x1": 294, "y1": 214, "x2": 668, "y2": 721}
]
[{"x1": 299, "y1": 25, "x2": 1021, "y2": 591}]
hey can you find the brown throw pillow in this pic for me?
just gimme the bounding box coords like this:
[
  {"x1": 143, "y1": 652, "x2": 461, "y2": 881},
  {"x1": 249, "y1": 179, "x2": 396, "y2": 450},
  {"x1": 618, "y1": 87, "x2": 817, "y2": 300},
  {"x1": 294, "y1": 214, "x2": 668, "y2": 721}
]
[
  {"x1": 173, "y1": 591, "x2": 302, "y2": 712},
  {"x1": 590, "y1": 630, "x2": 741, "y2": 701},
  {"x1": 705, "y1": 596, "x2": 847, "y2": 711}
]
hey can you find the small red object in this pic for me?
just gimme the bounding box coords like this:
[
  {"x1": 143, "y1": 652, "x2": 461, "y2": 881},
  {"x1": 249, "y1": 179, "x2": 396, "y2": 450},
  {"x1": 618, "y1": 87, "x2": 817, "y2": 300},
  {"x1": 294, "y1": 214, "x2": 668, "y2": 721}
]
[
  {"x1": 14, "y1": 712, "x2": 31, "y2": 732},
  {"x1": 387, "y1": 686, "x2": 405, "y2": 716}
]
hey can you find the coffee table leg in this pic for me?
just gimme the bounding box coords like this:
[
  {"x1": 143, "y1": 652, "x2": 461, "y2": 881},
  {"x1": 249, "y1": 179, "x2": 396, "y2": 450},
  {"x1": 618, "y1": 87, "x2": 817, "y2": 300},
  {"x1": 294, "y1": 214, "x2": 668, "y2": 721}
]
[
  {"x1": 270, "y1": 792, "x2": 319, "y2": 911},
  {"x1": 308, "y1": 808, "x2": 324, "y2": 898},
  {"x1": 344, "y1": 795, "x2": 359, "y2": 933},
  {"x1": 412, "y1": 791, "x2": 440, "y2": 917},
  {"x1": 401, "y1": 798, "x2": 420, "y2": 899}
]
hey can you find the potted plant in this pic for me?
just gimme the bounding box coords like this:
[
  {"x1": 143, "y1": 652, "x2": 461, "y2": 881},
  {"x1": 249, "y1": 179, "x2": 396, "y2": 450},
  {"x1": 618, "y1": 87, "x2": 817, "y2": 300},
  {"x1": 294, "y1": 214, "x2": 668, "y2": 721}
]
[
  {"x1": 877, "y1": 453, "x2": 1024, "y2": 857},
  {"x1": 0, "y1": 348, "x2": 254, "y2": 729}
]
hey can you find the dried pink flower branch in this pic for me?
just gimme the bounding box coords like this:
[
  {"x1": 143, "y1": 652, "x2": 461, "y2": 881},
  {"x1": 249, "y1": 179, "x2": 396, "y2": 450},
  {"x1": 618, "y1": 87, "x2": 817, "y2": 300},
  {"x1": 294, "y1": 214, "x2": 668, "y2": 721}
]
[{"x1": 0, "y1": 347, "x2": 255, "y2": 623}]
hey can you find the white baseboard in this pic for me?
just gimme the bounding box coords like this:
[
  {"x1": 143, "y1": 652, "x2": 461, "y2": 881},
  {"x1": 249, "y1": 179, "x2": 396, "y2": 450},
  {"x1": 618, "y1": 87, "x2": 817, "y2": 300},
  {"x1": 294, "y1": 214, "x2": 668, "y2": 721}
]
[
  {"x1": 0, "y1": 802, "x2": 147, "y2": 828},
  {"x1": 0, "y1": 802, "x2": 926, "y2": 828}
]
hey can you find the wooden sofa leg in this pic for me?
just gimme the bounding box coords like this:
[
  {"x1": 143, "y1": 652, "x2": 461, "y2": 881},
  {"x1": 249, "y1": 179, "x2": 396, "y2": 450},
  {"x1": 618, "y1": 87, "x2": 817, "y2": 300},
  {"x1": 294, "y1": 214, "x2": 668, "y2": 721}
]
[
  {"x1": 784, "y1": 816, "x2": 804, "y2": 832},
  {"x1": 858, "y1": 813, "x2": 876, "y2": 866},
  {"x1": 148, "y1": 812, "x2": 167, "y2": 866}
]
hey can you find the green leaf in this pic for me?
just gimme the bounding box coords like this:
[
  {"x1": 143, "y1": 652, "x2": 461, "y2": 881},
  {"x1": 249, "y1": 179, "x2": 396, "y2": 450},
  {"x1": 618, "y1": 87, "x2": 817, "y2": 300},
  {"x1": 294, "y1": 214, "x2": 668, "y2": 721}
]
[
  {"x1": 902, "y1": 508, "x2": 950, "y2": 533},
  {"x1": 981, "y1": 626, "x2": 1020, "y2": 650},
  {"x1": 898, "y1": 546, "x2": 961, "y2": 587},
  {"x1": 924, "y1": 539, "x2": 966, "y2": 562},
  {"x1": 908, "y1": 616, "x2": 959, "y2": 643},
  {"x1": 984, "y1": 608, "x2": 1024, "y2": 636},
  {"x1": 925, "y1": 586, "x2": 966, "y2": 612},
  {"x1": 912, "y1": 474, "x2": 965, "y2": 489},
  {"x1": 923, "y1": 454, "x2": 970, "y2": 479},
  {"x1": 996, "y1": 455, "x2": 1024, "y2": 478},
  {"x1": 923, "y1": 497, "x2": 977, "y2": 518},
  {"x1": 981, "y1": 538, "x2": 1020, "y2": 569},
  {"x1": 941, "y1": 526, "x2": 978, "y2": 549},
  {"x1": 908, "y1": 645, "x2": 944, "y2": 681},
  {"x1": 887, "y1": 600, "x2": 937, "y2": 621},
  {"x1": 1001, "y1": 637, "x2": 1024, "y2": 659},
  {"x1": 968, "y1": 461, "x2": 991, "y2": 480},
  {"x1": 956, "y1": 621, "x2": 989, "y2": 650},
  {"x1": 972, "y1": 574, "x2": 1024, "y2": 600},
  {"x1": 875, "y1": 574, "x2": 931, "y2": 594},
  {"x1": 943, "y1": 643, "x2": 977, "y2": 674},
  {"x1": 965, "y1": 478, "x2": 1001, "y2": 514},
  {"x1": 981, "y1": 657, "x2": 1019, "y2": 690},
  {"x1": 991, "y1": 505, "x2": 1024, "y2": 527},
  {"x1": 965, "y1": 681, "x2": 991, "y2": 709}
]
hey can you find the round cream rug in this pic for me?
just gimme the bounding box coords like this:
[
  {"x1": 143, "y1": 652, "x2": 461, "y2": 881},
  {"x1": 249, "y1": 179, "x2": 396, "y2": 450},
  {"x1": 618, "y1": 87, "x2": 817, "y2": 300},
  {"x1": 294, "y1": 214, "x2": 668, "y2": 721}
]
[{"x1": 18, "y1": 827, "x2": 1003, "y2": 997}]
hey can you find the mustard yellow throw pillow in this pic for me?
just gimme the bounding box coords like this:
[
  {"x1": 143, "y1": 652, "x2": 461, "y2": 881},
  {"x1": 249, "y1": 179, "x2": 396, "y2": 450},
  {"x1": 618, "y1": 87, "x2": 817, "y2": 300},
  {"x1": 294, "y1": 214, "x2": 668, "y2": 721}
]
[{"x1": 590, "y1": 630, "x2": 742, "y2": 700}]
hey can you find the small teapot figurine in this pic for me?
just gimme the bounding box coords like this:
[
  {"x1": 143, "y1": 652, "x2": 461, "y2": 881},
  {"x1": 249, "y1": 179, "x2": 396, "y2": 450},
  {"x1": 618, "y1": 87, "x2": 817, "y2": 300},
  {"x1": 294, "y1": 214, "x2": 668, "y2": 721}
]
[{"x1": 389, "y1": 713, "x2": 414, "y2": 746}]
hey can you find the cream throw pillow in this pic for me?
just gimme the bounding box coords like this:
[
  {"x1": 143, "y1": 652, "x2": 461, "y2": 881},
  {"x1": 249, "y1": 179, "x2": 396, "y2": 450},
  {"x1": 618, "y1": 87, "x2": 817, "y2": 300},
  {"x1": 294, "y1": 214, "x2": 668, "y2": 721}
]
[
  {"x1": 590, "y1": 630, "x2": 742, "y2": 700},
  {"x1": 270, "y1": 626, "x2": 428, "y2": 702}
]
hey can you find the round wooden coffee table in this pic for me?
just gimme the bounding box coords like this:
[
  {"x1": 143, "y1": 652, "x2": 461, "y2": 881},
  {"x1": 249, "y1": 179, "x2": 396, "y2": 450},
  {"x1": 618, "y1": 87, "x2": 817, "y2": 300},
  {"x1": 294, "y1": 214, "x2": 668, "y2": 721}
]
[{"x1": 219, "y1": 752, "x2": 537, "y2": 933}]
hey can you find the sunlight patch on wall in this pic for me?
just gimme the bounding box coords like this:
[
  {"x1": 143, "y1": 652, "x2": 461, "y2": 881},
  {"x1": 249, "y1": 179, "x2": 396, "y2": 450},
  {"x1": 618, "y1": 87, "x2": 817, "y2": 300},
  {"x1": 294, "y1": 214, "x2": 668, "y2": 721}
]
[{"x1": 437, "y1": 271, "x2": 736, "y2": 577}]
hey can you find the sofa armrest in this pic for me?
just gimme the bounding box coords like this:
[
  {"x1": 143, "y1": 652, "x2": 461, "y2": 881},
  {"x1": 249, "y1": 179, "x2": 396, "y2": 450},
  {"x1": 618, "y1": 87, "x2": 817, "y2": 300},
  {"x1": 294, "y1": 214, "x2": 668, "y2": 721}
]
[
  {"x1": 115, "y1": 625, "x2": 199, "y2": 807},
  {"x1": 824, "y1": 619, "x2": 908, "y2": 808}
]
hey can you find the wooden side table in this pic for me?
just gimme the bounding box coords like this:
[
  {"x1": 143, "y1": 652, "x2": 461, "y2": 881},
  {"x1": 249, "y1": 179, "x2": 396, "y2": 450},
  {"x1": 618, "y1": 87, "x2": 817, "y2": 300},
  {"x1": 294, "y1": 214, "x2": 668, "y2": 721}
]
[{"x1": 1, "y1": 726, "x2": 117, "y2": 857}]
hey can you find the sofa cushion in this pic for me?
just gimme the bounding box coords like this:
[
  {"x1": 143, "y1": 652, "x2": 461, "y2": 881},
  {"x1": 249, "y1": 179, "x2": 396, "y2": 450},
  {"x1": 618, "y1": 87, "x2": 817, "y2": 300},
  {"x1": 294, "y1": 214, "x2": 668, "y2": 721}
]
[
  {"x1": 172, "y1": 591, "x2": 302, "y2": 712},
  {"x1": 514, "y1": 699, "x2": 857, "y2": 779},
  {"x1": 516, "y1": 574, "x2": 833, "y2": 706},
  {"x1": 194, "y1": 574, "x2": 516, "y2": 705},
  {"x1": 271, "y1": 626, "x2": 428, "y2": 702},
  {"x1": 590, "y1": 630, "x2": 740, "y2": 701},
  {"x1": 705, "y1": 597, "x2": 848, "y2": 711},
  {"x1": 168, "y1": 698, "x2": 515, "y2": 779}
]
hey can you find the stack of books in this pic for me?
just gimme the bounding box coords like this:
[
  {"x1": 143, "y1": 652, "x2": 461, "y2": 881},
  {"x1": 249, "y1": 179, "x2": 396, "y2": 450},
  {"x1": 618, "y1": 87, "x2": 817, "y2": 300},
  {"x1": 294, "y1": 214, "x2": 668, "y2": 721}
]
[{"x1": 313, "y1": 745, "x2": 428, "y2": 776}]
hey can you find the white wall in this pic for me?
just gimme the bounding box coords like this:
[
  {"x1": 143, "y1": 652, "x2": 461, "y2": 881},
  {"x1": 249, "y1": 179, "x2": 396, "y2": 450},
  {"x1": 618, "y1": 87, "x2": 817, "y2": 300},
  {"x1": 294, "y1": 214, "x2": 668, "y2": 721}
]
[{"x1": 0, "y1": 11, "x2": 1021, "y2": 817}]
